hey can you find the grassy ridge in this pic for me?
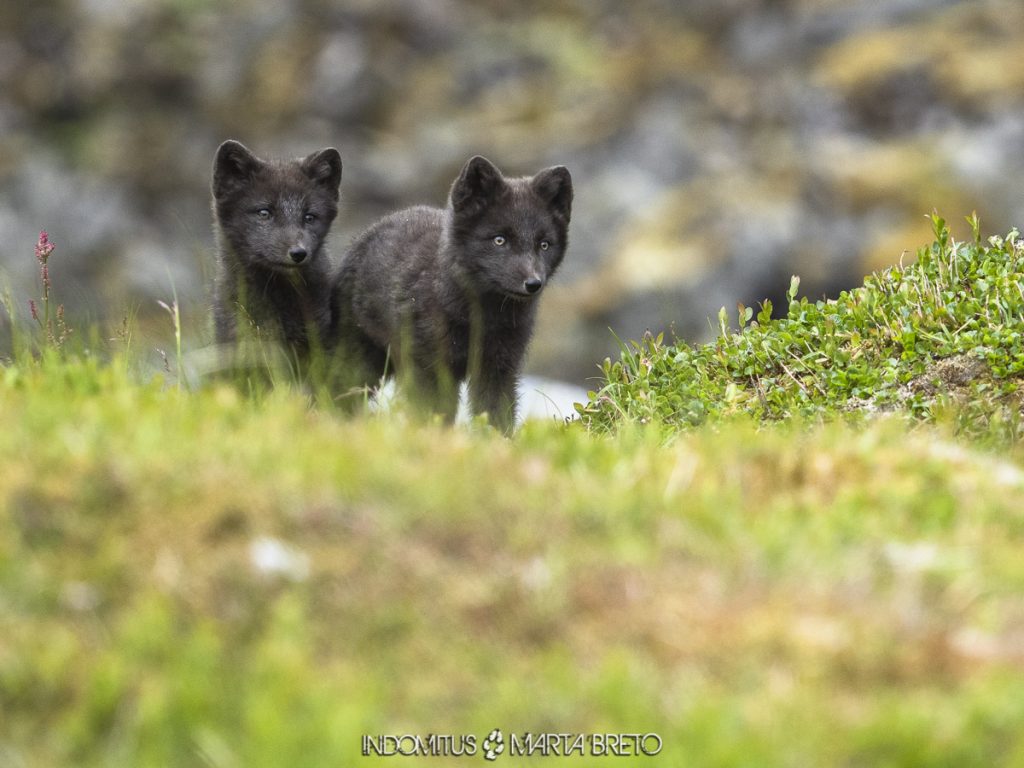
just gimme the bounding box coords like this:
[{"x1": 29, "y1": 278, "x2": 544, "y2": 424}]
[
  {"x1": 2, "y1": 218, "x2": 1024, "y2": 765},
  {"x1": 579, "y1": 215, "x2": 1024, "y2": 441}
]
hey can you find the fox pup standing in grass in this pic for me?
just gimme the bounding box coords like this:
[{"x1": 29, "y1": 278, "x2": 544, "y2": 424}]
[
  {"x1": 212, "y1": 140, "x2": 342, "y2": 366},
  {"x1": 332, "y1": 155, "x2": 573, "y2": 432}
]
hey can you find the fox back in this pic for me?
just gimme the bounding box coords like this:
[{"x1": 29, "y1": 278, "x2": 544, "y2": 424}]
[
  {"x1": 212, "y1": 140, "x2": 342, "y2": 357},
  {"x1": 333, "y1": 155, "x2": 572, "y2": 430}
]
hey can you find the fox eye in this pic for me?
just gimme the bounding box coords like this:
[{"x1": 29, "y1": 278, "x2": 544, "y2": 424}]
[
  {"x1": 303, "y1": 213, "x2": 317, "y2": 224},
  {"x1": 492, "y1": 235, "x2": 507, "y2": 247},
  {"x1": 256, "y1": 208, "x2": 271, "y2": 220},
  {"x1": 539, "y1": 240, "x2": 550, "y2": 251}
]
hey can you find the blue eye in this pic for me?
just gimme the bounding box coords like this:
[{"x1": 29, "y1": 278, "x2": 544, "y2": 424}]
[
  {"x1": 493, "y1": 235, "x2": 506, "y2": 247},
  {"x1": 539, "y1": 240, "x2": 550, "y2": 251}
]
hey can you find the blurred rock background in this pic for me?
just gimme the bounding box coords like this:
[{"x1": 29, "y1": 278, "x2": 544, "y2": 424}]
[{"x1": 0, "y1": 0, "x2": 1022, "y2": 385}]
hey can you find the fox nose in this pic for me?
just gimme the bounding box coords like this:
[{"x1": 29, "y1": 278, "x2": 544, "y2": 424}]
[
  {"x1": 524, "y1": 277, "x2": 543, "y2": 295},
  {"x1": 288, "y1": 246, "x2": 308, "y2": 264}
]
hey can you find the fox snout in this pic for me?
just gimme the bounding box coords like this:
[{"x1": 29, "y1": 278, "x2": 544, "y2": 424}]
[
  {"x1": 503, "y1": 257, "x2": 546, "y2": 297},
  {"x1": 281, "y1": 229, "x2": 311, "y2": 266}
]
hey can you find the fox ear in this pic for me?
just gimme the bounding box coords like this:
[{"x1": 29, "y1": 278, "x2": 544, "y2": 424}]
[
  {"x1": 451, "y1": 155, "x2": 505, "y2": 215},
  {"x1": 531, "y1": 166, "x2": 573, "y2": 222},
  {"x1": 301, "y1": 147, "x2": 343, "y2": 197},
  {"x1": 213, "y1": 140, "x2": 263, "y2": 197}
]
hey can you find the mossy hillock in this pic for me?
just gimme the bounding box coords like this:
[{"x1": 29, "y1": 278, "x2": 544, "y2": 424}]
[{"x1": 579, "y1": 214, "x2": 1024, "y2": 441}]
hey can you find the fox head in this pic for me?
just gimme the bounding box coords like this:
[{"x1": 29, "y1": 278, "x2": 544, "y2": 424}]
[
  {"x1": 447, "y1": 155, "x2": 572, "y2": 301},
  {"x1": 212, "y1": 140, "x2": 342, "y2": 273}
]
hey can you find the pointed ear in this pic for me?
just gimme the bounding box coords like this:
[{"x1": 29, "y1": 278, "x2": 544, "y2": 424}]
[
  {"x1": 450, "y1": 155, "x2": 506, "y2": 215},
  {"x1": 213, "y1": 140, "x2": 263, "y2": 198},
  {"x1": 301, "y1": 147, "x2": 343, "y2": 198},
  {"x1": 531, "y1": 166, "x2": 573, "y2": 222}
]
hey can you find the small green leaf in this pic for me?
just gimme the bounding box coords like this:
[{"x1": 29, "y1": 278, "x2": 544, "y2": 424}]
[{"x1": 787, "y1": 275, "x2": 801, "y2": 305}]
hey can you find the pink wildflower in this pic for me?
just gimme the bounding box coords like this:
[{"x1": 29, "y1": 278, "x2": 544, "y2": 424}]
[{"x1": 34, "y1": 230, "x2": 55, "y2": 264}]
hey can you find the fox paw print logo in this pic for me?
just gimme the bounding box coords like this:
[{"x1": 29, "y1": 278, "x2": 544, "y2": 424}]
[{"x1": 482, "y1": 729, "x2": 504, "y2": 761}]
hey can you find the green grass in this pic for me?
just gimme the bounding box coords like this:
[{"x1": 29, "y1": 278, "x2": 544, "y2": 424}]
[
  {"x1": 3, "y1": 217, "x2": 1024, "y2": 766},
  {"x1": 579, "y1": 214, "x2": 1024, "y2": 442}
]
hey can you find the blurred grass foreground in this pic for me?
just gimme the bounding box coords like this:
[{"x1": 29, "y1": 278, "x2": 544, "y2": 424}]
[{"x1": 2, "y1": 220, "x2": 1024, "y2": 766}]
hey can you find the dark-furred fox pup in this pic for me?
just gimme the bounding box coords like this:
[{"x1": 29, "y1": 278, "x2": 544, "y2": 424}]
[
  {"x1": 332, "y1": 155, "x2": 572, "y2": 432},
  {"x1": 211, "y1": 140, "x2": 342, "y2": 369}
]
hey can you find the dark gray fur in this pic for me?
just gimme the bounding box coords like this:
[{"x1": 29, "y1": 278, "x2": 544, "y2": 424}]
[
  {"x1": 332, "y1": 155, "x2": 572, "y2": 431},
  {"x1": 212, "y1": 140, "x2": 342, "y2": 360}
]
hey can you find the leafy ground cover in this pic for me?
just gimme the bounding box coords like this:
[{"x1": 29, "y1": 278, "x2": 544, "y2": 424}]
[
  {"x1": 579, "y1": 214, "x2": 1024, "y2": 443},
  {"x1": 2, "y1": 219, "x2": 1024, "y2": 766}
]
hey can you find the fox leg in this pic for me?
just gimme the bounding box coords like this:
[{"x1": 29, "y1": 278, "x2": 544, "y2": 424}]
[{"x1": 469, "y1": 366, "x2": 517, "y2": 434}]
